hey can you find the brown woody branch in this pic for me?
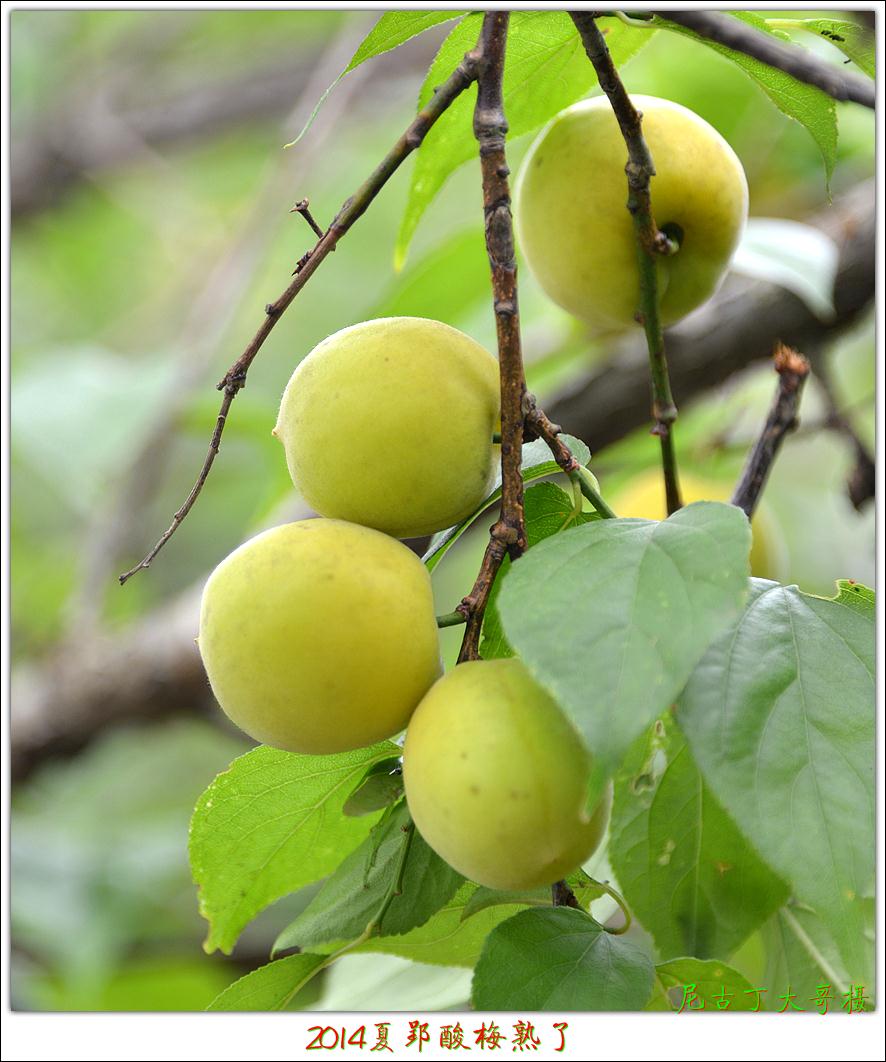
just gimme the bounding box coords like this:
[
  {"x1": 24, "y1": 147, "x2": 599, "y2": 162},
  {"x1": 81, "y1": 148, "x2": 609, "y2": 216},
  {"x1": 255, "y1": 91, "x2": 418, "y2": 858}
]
[
  {"x1": 731, "y1": 344, "x2": 810, "y2": 519},
  {"x1": 664, "y1": 11, "x2": 875, "y2": 109},
  {"x1": 571, "y1": 12, "x2": 682, "y2": 515},
  {"x1": 524, "y1": 395, "x2": 580, "y2": 477},
  {"x1": 119, "y1": 36, "x2": 484, "y2": 584},
  {"x1": 456, "y1": 11, "x2": 526, "y2": 664}
]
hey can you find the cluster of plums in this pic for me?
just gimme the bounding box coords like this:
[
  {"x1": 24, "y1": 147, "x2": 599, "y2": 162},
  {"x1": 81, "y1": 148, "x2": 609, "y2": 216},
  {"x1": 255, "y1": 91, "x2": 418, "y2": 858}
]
[{"x1": 198, "y1": 96, "x2": 751, "y2": 891}]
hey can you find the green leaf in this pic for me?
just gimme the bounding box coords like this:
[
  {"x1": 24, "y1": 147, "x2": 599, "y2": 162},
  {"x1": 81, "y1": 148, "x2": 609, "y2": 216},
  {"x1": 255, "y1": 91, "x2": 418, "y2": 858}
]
[
  {"x1": 678, "y1": 579, "x2": 875, "y2": 983},
  {"x1": 207, "y1": 953, "x2": 327, "y2": 1012},
  {"x1": 656, "y1": 12, "x2": 837, "y2": 188},
  {"x1": 497, "y1": 501, "x2": 751, "y2": 775},
  {"x1": 347, "y1": 12, "x2": 467, "y2": 71},
  {"x1": 287, "y1": 12, "x2": 466, "y2": 147},
  {"x1": 610, "y1": 714, "x2": 788, "y2": 961},
  {"x1": 423, "y1": 434, "x2": 591, "y2": 572},
  {"x1": 190, "y1": 742, "x2": 399, "y2": 954},
  {"x1": 763, "y1": 904, "x2": 856, "y2": 1004},
  {"x1": 472, "y1": 907, "x2": 655, "y2": 1010},
  {"x1": 396, "y1": 13, "x2": 653, "y2": 266},
  {"x1": 461, "y1": 870, "x2": 604, "y2": 922},
  {"x1": 732, "y1": 218, "x2": 839, "y2": 321},
  {"x1": 832, "y1": 578, "x2": 875, "y2": 616},
  {"x1": 342, "y1": 758, "x2": 404, "y2": 817},
  {"x1": 481, "y1": 482, "x2": 598, "y2": 659},
  {"x1": 654, "y1": 957, "x2": 762, "y2": 1012},
  {"x1": 273, "y1": 802, "x2": 463, "y2": 953},
  {"x1": 766, "y1": 18, "x2": 875, "y2": 78},
  {"x1": 353, "y1": 882, "x2": 523, "y2": 967}
]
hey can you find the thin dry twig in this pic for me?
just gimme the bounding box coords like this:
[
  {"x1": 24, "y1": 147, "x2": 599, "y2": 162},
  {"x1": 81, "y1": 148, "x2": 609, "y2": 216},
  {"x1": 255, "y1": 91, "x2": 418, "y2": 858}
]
[
  {"x1": 731, "y1": 344, "x2": 810, "y2": 519},
  {"x1": 119, "y1": 36, "x2": 484, "y2": 584},
  {"x1": 68, "y1": 27, "x2": 379, "y2": 630},
  {"x1": 571, "y1": 12, "x2": 683, "y2": 515},
  {"x1": 664, "y1": 10, "x2": 875, "y2": 108}
]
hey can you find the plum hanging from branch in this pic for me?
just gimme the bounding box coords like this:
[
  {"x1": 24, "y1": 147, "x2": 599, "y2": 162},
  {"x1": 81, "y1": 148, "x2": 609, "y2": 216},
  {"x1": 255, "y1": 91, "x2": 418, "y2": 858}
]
[{"x1": 514, "y1": 95, "x2": 748, "y2": 333}]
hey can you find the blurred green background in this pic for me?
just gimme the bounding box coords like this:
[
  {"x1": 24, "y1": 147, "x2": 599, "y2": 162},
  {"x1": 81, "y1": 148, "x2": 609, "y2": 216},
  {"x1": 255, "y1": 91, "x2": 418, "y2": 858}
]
[{"x1": 10, "y1": 9, "x2": 875, "y2": 1011}]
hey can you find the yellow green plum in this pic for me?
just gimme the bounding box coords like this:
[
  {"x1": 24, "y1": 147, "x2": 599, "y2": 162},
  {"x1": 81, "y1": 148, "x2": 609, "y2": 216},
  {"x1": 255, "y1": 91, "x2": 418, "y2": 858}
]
[
  {"x1": 403, "y1": 658, "x2": 610, "y2": 890},
  {"x1": 612, "y1": 468, "x2": 783, "y2": 580},
  {"x1": 274, "y1": 317, "x2": 500, "y2": 538},
  {"x1": 198, "y1": 519, "x2": 441, "y2": 754},
  {"x1": 515, "y1": 95, "x2": 748, "y2": 332}
]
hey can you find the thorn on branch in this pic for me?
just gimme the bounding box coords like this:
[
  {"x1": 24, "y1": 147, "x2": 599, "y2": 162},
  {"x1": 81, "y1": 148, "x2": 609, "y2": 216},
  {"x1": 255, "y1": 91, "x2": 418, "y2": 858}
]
[
  {"x1": 291, "y1": 250, "x2": 313, "y2": 276},
  {"x1": 290, "y1": 197, "x2": 325, "y2": 238}
]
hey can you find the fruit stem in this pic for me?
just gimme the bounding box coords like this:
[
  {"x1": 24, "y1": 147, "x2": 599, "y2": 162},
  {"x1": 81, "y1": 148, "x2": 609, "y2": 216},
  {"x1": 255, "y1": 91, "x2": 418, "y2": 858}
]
[
  {"x1": 571, "y1": 466, "x2": 616, "y2": 520},
  {"x1": 591, "y1": 877, "x2": 633, "y2": 935},
  {"x1": 436, "y1": 611, "x2": 468, "y2": 629}
]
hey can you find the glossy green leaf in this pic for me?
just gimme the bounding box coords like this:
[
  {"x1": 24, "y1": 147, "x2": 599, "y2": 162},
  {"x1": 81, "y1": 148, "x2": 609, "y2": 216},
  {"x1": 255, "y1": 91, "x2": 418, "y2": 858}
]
[
  {"x1": 472, "y1": 907, "x2": 655, "y2": 1010},
  {"x1": 423, "y1": 434, "x2": 591, "y2": 571},
  {"x1": 656, "y1": 12, "x2": 837, "y2": 188},
  {"x1": 353, "y1": 882, "x2": 524, "y2": 967},
  {"x1": 273, "y1": 802, "x2": 462, "y2": 952},
  {"x1": 610, "y1": 714, "x2": 788, "y2": 960},
  {"x1": 207, "y1": 953, "x2": 327, "y2": 1012},
  {"x1": 498, "y1": 501, "x2": 751, "y2": 774},
  {"x1": 190, "y1": 742, "x2": 399, "y2": 954},
  {"x1": 396, "y1": 13, "x2": 653, "y2": 265},
  {"x1": 481, "y1": 482, "x2": 598, "y2": 659},
  {"x1": 678, "y1": 579, "x2": 875, "y2": 982}
]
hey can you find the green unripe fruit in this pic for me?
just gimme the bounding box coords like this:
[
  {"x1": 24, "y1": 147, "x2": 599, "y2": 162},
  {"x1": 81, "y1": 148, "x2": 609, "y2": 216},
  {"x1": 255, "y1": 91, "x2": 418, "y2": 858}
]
[
  {"x1": 274, "y1": 317, "x2": 500, "y2": 539},
  {"x1": 198, "y1": 519, "x2": 441, "y2": 754},
  {"x1": 515, "y1": 95, "x2": 748, "y2": 332},
  {"x1": 403, "y1": 658, "x2": 610, "y2": 890}
]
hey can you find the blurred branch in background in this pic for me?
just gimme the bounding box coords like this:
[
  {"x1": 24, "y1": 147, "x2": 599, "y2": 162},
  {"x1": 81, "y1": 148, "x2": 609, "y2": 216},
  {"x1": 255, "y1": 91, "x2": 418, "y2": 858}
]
[
  {"x1": 11, "y1": 14, "x2": 438, "y2": 219},
  {"x1": 11, "y1": 178, "x2": 875, "y2": 782},
  {"x1": 67, "y1": 17, "x2": 375, "y2": 632},
  {"x1": 807, "y1": 346, "x2": 876, "y2": 513}
]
